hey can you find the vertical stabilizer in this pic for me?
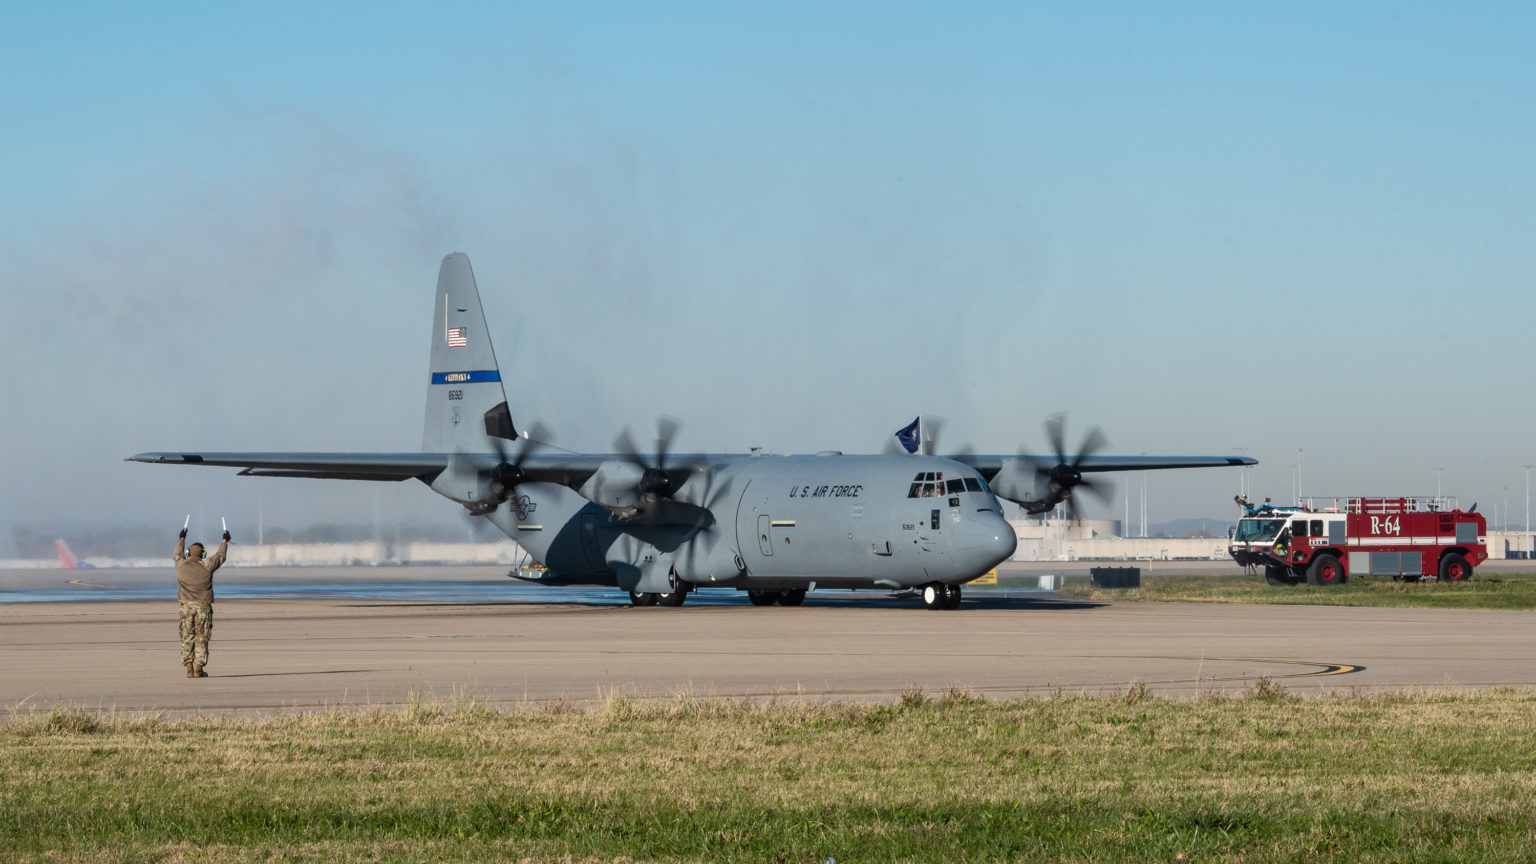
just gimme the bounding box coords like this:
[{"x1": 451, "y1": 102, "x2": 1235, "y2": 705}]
[
  {"x1": 422, "y1": 253, "x2": 514, "y2": 453},
  {"x1": 55, "y1": 539, "x2": 91, "y2": 569}
]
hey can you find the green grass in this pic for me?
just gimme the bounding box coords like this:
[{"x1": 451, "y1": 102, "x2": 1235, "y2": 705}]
[
  {"x1": 1056, "y1": 569, "x2": 1536, "y2": 610},
  {"x1": 4, "y1": 689, "x2": 1536, "y2": 862}
]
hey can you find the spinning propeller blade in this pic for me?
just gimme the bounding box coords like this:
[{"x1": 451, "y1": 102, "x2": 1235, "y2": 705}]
[{"x1": 1020, "y1": 414, "x2": 1113, "y2": 520}]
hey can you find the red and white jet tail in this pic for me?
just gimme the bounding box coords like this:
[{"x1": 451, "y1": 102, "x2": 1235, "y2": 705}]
[{"x1": 54, "y1": 539, "x2": 94, "y2": 569}]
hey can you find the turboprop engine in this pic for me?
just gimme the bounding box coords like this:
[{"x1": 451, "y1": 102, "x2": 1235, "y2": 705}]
[{"x1": 987, "y1": 415, "x2": 1113, "y2": 520}]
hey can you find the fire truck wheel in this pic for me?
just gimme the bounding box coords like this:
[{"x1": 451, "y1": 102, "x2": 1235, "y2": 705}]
[
  {"x1": 1438, "y1": 552, "x2": 1472, "y2": 582},
  {"x1": 1306, "y1": 554, "x2": 1346, "y2": 586},
  {"x1": 1264, "y1": 566, "x2": 1295, "y2": 587}
]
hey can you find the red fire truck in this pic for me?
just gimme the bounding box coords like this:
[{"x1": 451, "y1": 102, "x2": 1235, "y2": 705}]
[{"x1": 1229, "y1": 496, "x2": 1486, "y2": 586}]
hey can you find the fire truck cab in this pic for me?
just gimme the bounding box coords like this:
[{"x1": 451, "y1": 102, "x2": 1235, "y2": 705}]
[{"x1": 1230, "y1": 496, "x2": 1486, "y2": 586}]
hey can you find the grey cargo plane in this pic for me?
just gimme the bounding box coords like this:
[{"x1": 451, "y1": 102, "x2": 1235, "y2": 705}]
[{"x1": 131, "y1": 253, "x2": 1255, "y2": 609}]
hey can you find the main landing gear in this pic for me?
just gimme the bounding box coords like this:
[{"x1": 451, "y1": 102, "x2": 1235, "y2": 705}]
[
  {"x1": 921, "y1": 582, "x2": 962, "y2": 610},
  {"x1": 628, "y1": 587, "x2": 691, "y2": 607},
  {"x1": 746, "y1": 588, "x2": 807, "y2": 606},
  {"x1": 630, "y1": 569, "x2": 692, "y2": 607}
]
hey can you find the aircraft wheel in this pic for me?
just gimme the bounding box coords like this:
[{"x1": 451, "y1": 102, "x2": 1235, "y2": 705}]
[
  {"x1": 657, "y1": 588, "x2": 689, "y2": 607},
  {"x1": 921, "y1": 583, "x2": 945, "y2": 610},
  {"x1": 629, "y1": 591, "x2": 658, "y2": 607},
  {"x1": 1438, "y1": 552, "x2": 1472, "y2": 582},
  {"x1": 943, "y1": 584, "x2": 962, "y2": 609},
  {"x1": 779, "y1": 589, "x2": 807, "y2": 607},
  {"x1": 747, "y1": 589, "x2": 777, "y2": 606},
  {"x1": 1306, "y1": 554, "x2": 1346, "y2": 586}
]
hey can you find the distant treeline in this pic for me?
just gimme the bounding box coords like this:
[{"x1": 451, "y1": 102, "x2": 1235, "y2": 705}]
[{"x1": 10, "y1": 521, "x2": 502, "y2": 559}]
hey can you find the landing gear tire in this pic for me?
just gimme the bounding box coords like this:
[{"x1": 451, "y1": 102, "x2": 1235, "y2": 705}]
[
  {"x1": 747, "y1": 589, "x2": 778, "y2": 606},
  {"x1": 922, "y1": 583, "x2": 945, "y2": 610},
  {"x1": 1264, "y1": 565, "x2": 1293, "y2": 587},
  {"x1": 778, "y1": 589, "x2": 807, "y2": 607},
  {"x1": 1306, "y1": 554, "x2": 1346, "y2": 586},
  {"x1": 629, "y1": 590, "x2": 659, "y2": 607},
  {"x1": 942, "y1": 584, "x2": 962, "y2": 609},
  {"x1": 656, "y1": 569, "x2": 690, "y2": 607},
  {"x1": 1438, "y1": 552, "x2": 1472, "y2": 582}
]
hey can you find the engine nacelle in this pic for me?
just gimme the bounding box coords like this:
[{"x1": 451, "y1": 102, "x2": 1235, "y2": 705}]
[
  {"x1": 578, "y1": 460, "x2": 647, "y2": 512},
  {"x1": 428, "y1": 454, "x2": 499, "y2": 510},
  {"x1": 673, "y1": 530, "x2": 746, "y2": 585}
]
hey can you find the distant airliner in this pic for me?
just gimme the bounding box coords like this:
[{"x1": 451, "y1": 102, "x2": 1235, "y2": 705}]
[{"x1": 54, "y1": 539, "x2": 95, "y2": 569}]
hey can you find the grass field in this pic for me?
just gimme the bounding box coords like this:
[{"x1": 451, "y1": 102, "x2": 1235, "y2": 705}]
[
  {"x1": 5, "y1": 688, "x2": 1535, "y2": 862},
  {"x1": 1053, "y1": 569, "x2": 1536, "y2": 611}
]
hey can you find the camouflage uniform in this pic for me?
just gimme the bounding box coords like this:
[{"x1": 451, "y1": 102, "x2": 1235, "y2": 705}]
[
  {"x1": 179, "y1": 602, "x2": 213, "y2": 667},
  {"x1": 175, "y1": 535, "x2": 227, "y2": 675}
]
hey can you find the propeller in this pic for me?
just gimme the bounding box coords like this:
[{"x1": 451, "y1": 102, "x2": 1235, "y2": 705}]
[
  {"x1": 921, "y1": 416, "x2": 945, "y2": 456},
  {"x1": 479, "y1": 421, "x2": 553, "y2": 512},
  {"x1": 613, "y1": 416, "x2": 683, "y2": 506},
  {"x1": 1019, "y1": 414, "x2": 1113, "y2": 521},
  {"x1": 675, "y1": 464, "x2": 740, "y2": 580}
]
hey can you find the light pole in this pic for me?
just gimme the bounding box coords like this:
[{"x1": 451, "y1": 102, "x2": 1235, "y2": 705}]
[
  {"x1": 1235, "y1": 446, "x2": 1249, "y2": 498},
  {"x1": 1435, "y1": 467, "x2": 1444, "y2": 506},
  {"x1": 1297, "y1": 448, "x2": 1303, "y2": 502},
  {"x1": 1141, "y1": 470, "x2": 1148, "y2": 538},
  {"x1": 1525, "y1": 465, "x2": 1533, "y2": 557}
]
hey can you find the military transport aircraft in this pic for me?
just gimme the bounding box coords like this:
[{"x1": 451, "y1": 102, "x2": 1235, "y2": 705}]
[{"x1": 130, "y1": 253, "x2": 1255, "y2": 610}]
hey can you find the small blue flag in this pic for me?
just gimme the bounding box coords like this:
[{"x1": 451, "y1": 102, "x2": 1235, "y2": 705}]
[{"x1": 894, "y1": 417, "x2": 921, "y2": 454}]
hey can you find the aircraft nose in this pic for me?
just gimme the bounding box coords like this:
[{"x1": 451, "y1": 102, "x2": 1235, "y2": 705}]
[{"x1": 952, "y1": 511, "x2": 1017, "y2": 574}]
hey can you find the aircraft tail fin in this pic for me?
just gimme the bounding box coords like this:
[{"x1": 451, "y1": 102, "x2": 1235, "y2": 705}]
[
  {"x1": 54, "y1": 539, "x2": 89, "y2": 569},
  {"x1": 422, "y1": 253, "x2": 515, "y2": 453}
]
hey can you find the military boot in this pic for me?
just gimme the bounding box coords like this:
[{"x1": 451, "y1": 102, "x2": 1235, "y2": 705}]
[
  {"x1": 194, "y1": 666, "x2": 208, "y2": 678},
  {"x1": 186, "y1": 663, "x2": 195, "y2": 678}
]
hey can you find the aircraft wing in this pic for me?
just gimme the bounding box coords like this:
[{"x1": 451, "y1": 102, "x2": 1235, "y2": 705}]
[
  {"x1": 953, "y1": 452, "x2": 1255, "y2": 514},
  {"x1": 954, "y1": 454, "x2": 1255, "y2": 475},
  {"x1": 127, "y1": 452, "x2": 452, "y2": 482},
  {"x1": 126, "y1": 451, "x2": 625, "y2": 486},
  {"x1": 1067, "y1": 454, "x2": 1254, "y2": 472}
]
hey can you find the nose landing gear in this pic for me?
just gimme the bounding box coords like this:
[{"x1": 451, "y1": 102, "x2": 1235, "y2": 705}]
[{"x1": 921, "y1": 582, "x2": 962, "y2": 610}]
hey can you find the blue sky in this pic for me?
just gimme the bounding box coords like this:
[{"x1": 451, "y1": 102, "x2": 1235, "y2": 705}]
[{"x1": 3, "y1": 3, "x2": 1535, "y2": 547}]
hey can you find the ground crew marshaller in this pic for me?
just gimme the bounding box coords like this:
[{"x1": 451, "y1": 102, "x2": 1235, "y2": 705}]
[{"x1": 174, "y1": 525, "x2": 228, "y2": 678}]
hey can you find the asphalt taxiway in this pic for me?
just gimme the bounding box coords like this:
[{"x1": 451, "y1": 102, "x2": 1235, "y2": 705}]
[{"x1": 3, "y1": 564, "x2": 1533, "y2": 717}]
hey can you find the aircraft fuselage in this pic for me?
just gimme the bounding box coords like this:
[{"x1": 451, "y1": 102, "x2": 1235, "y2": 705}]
[{"x1": 497, "y1": 454, "x2": 1016, "y2": 594}]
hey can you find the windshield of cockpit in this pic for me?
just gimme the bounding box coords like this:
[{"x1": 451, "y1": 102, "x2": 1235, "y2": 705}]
[
  {"x1": 1233, "y1": 518, "x2": 1287, "y2": 543},
  {"x1": 907, "y1": 472, "x2": 987, "y2": 498}
]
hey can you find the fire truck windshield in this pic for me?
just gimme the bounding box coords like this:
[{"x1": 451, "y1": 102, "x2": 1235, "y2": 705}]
[{"x1": 1234, "y1": 518, "x2": 1288, "y2": 543}]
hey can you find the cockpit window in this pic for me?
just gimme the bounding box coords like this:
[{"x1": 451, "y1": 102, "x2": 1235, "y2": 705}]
[
  {"x1": 909, "y1": 471, "x2": 989, "y2": 498},
  {"x1": 908, "y1": 472, "x2": 949, "y2": 498}
]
